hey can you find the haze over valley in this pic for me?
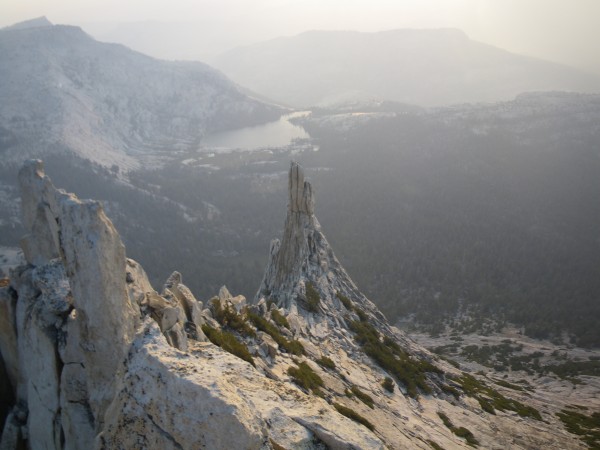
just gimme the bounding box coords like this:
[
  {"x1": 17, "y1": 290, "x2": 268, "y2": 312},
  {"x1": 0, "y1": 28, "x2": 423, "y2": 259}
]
[
  {"x1": 1, "y1": 4, "x2": 600, "y2": 449},
  {"x1": 212, "y1": 29, "x2": 600, "y2": 107}
]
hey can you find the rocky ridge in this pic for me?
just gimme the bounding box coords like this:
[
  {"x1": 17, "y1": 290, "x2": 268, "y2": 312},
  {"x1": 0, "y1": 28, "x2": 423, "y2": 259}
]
[
  {"x1": 0, "y1": 19, "x2": 283, "y2": 170},
  {"x1": 0, "y1": 160, "x2": 591, "y2": 449}
]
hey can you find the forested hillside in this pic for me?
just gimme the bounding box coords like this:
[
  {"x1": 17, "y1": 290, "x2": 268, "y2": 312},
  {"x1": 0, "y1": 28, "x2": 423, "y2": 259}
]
[{"x1": 301, "y1": 94, "x2": 600, "y2": 346}]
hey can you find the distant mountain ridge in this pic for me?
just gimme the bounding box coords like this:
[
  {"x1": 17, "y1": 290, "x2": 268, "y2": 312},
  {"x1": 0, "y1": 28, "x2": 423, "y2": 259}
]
[
  {"x1": 212, "y1": 28, "x2": 600, "y2": 107},
  {"x1": 0, "y1": 18, "x2": 283, "y2": 169},
  {"x1": 2, "y1": 16, "x2": 52, "y2": 30}
]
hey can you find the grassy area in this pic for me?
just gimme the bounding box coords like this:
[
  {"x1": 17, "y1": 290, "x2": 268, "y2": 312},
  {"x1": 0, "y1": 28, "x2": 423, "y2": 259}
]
[
  {"x1": 439, "y1": 339, "x2": 600, "y2": 379},
  {"x1": 349, "y1": 319, "x2": 441, "y2": 398},
  {"x1": 492, "y1": 378, "x2": 530, "y2": 392},
  {"x1": 427, "y1": 440, "x2": 446, "y2": 450},
  {"x1": 350, "y1": 385, "x2": 375, "y2": 409},
  {"x1": 546, "y1": 359, "x2": 600, "y2": 379},
  {"x1": 556, "y1": 408, "x2": 600, "y2": 449},
  {"x1": 354, "y1": 307, "x2": 369, "y2": 322},
  {"x1": 336, "y1": 291, "x2": 353, "y2": 310},
  {"x1": 305, "y1": 282, "x2": 321, "y2": 312},
  {"x1": 437, "y1": 412, "x2": 479, "y2": 447},
  {"x1": 288, "y1": 362, "x2": 324, "y2": 395},
  {"x1": 440, "y1": 383, "x2": 460, "y2": 399},
  {"x1": 333, "y1": 403, "x2": 375, "y2": 431},
  {"x1": 456, "y1": 374, "x2": 541, "y2": 420},
  {"x1": 248, "y1": 312, "x2": 304, "y2": 356},
  {"x1": 316, "y1": 356, "x2": 336, "y2": 370},
  {"x1": 201, "y1": 324, "x2": 255, "y2": 367},
  {"x1": 440, "y1": 356, "x2": 461, "y2": 369},
  {"x1": 210, "y1": 299, "x2": 256, "y2": 338},
  {"x1": 335, "y1": 291, "x2": 373, "y2": 322},
  {"x1": 270, "y1": 309, "x2": 290, "y2": 329},
  {"x1": 382, "y1": 377, "x2": 395, "y2": 393}
]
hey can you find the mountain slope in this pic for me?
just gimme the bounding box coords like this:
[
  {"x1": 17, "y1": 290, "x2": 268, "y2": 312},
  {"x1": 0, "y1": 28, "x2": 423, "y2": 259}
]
[
  {"x1": 0, "y1": 18, "x2": 285, "y2": 297},
  {"x1": 1, "y1": 160, "x2": 596, "y2": 449},
  {"x1": 212, "y1": 29, "x2": 600, "y2": 107},
  {"x1": 0, "y1": 19, "x2": 282, "y2": 169}
]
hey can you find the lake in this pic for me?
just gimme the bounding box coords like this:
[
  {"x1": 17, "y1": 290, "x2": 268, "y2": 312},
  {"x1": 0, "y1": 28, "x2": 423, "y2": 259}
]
[{"x1": 201, "y1": 111, "x2": 310, "y2": 150}]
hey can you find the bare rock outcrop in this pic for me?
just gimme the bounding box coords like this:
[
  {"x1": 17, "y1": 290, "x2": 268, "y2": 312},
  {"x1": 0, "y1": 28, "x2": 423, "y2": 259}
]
[
  {"x1": 17, "y1": 160, "x2": 61, "y2": 266},
  {"x1": 163, "y1": 271, "x2": 207, "y2": 342},
  {"x1": 256, "y1": 162, "x2": 390, "y2": 335},
  {"x1": 59, "y1": 194, "x2": 140, "y2": 426},
  {"x1": 0, "y1": 160, "x2": 205, "y2": 448},
  {"x1": 100, "y1": 320, "x2": 385, "y2": 450},
  {"x1": 16, "y1": 160, "x2": 141, "y2": 431}
]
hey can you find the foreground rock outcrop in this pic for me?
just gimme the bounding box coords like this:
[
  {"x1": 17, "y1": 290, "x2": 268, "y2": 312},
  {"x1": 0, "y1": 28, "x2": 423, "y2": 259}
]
[
  {"x1": 0, "y1": 161, "x2": 387, "y2": 449},
  {"x1": 0, "y1": 160, "x2": 592, "y2": 449}
]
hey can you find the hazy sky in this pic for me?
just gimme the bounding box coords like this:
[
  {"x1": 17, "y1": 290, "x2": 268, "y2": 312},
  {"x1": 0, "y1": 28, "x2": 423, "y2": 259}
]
[{"x1": 3, "y1": 0, "x2": 600, "y2": 73}]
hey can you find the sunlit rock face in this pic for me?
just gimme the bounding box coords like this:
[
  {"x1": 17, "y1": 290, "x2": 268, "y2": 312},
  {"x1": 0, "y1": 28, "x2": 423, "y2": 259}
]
[
  {"x1": 0, "y1": 161, "x2": 189, "y2": 447},
  {"x1": 12, "y1": 160, "x2": 143, "y2": 445}
]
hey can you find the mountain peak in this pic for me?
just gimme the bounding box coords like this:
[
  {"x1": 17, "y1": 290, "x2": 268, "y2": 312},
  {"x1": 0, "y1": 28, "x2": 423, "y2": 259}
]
[
  {"x1": 257, "y1": 162, "x2": 388, "y2": 333},
  {"x1": 288, "y1": 161, "x2": 314, "y2": 215},
  {"x1": 0, "y1": 22, "x2": 282, "y2": 169},
  {"x1": 4, "y1": 16, "x2": 53, "y2": 30},
  {"x1": 213, "y1": 28, "x2": 600, "y2": 107}
]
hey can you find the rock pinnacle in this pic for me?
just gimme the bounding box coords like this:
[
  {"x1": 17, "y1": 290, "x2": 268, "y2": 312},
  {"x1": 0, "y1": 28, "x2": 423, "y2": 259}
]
[{"x1": 256, "y1": 162, "x2": 388, "y2": 333}]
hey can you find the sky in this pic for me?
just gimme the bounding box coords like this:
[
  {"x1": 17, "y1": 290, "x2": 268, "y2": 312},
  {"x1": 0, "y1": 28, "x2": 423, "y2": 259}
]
[{"x1": 2, "y1": 0, "x2": 600, "y2": 74}]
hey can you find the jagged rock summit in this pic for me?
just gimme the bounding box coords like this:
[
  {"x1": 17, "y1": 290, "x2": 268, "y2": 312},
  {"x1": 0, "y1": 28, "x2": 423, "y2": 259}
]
[
  {"x1": 0, "y1": 160, "x2": 590, "y2": 450},
  {"x1": 257, "y1": 161, "x2": 388, "y2": 333}
]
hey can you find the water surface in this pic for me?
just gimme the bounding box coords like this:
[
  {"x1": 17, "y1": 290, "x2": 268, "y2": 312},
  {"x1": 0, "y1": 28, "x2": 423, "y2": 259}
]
[{"x1": 202, "y1": 111, "x2": 310, "y2": 150}]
